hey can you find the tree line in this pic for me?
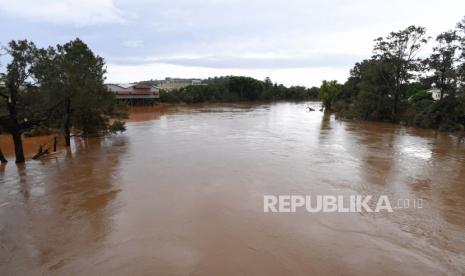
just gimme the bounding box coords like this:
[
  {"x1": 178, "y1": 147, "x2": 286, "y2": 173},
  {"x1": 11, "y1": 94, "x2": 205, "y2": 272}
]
[
  {"x1": 319, "y1": 17, "x2": 465, "y2": 132},
  {"x1": 158, "y1": 76, "x2": 320, "y2": 103},
  {"x1": 0, "y1": 38, "x2": 126, "y2": 163}
]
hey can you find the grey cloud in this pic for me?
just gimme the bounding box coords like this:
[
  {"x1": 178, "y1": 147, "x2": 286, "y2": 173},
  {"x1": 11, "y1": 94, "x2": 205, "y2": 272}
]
[{"x1": 108, "y1": 53, "x2": 363, "y2": 69}]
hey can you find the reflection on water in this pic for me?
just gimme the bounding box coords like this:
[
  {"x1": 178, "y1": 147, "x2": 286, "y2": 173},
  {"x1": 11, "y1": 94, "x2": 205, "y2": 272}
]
[
  {"x1": 0, "y1": 135, "x2": 68, "y2": 159},
  {"x1": 0, "y1": 137, "x2": 128, "y2": 274},
  {"x1": 1, "y1": 102, "x2": 465, "y2": 275}
]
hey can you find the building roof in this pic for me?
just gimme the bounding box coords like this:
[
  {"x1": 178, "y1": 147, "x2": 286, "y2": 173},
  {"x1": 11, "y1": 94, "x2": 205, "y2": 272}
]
[{"x1": 106, "y1": 83, "x2": 138, "y2": 89}]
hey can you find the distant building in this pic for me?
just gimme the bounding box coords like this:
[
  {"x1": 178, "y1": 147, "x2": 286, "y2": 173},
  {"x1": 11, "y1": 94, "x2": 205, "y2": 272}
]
[
  {"x1": 105, "y1": 84, "x2": 159, "y2": 100},
  {"x1": 426, "y1": 88, "x2": 444, "y2": 101},
  {"x1": 427, "y1": 88, "x2": 441, "y2": 100},
  {"x1": 157, "y1": 78, "x2": 203, "y2": 91},
  {"x1": 0, "y1": 74, "x2": 5, "y2": 88}
]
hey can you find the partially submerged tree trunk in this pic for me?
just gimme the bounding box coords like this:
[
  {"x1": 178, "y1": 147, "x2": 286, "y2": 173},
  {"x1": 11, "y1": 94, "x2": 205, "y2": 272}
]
[
  {"x1": 64, "y1": 125, "x2": 71, "y2": 147},
  {"x1": 1, "y1": 40, "x2": 38, "y2": 163},
  {"x1": 391, "y1": 71, "x2": 401, "y2": 122},
  {"x1": 0, "y1": 148, "x2": 7, "y2": 163},
  {"x1": 11, "y1": 129, "x2": 25, "y2": 163},
  {"x1": 7, "y1": 88, "x2": 26, "y2": 163},
  {"x1": 32, "y1": 145, "x2": 49, "y2": 160},
  {"x1": 64, "y1": 96, "x2": 71, "y2": 147}
]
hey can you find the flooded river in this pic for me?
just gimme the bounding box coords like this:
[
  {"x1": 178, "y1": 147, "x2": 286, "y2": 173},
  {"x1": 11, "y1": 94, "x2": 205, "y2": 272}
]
[{"x1": 1, "y1": 102, "x2": 465, "y2": 275}]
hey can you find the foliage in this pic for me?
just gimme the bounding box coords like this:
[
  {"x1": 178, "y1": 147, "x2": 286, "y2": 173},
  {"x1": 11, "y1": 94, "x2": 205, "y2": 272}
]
[
  {"x1": 423, "y1": 31, "x2": 461, "y2": 100},
  {"x1": 411, "y1": 97, "x2": 465, "y2": 131},
  {"x1": 372, "y1": 25, "x2": 429, "y2": 120},
  {"x1": 318, "y1": 80, "x2": 342, "y2": 110},
  {"x1": 158, "y1": 76, "x2": 318, "y2": 103},
  {"x1": 409, "y1": 90, "x2": 433, "y2": 103},
  {"x1": 23, "y1": 124, "x2": 59, "y2": 137},
  {"x1": 330, "y1": 17, "x2": 465, "y2": 132},
  {"x1": 0, "y1": 38, "x2": 126, "y2": 162},
  {"x1": 33, "y1": 38, "x2": 127, "y2": 143},
  {"x1": 0, "y1": 40, "x2": 40, "y2": 162},
  {"x1": 228, "y1": 76, "x2": 264, "y2": 100}
]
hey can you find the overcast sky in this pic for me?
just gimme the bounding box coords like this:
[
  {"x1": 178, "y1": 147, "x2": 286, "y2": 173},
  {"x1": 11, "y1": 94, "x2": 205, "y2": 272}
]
[{"x1": 1, "y1": 0, "x2": 464, "y2": 87}]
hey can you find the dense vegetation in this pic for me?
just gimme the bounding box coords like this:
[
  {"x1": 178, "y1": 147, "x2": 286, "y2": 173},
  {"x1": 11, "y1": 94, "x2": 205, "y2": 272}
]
[
  {"x1": 0, "y1": 39, "x2": 126, "y2": 163},
  {"x1": 159, "y1": 76, "x2": 319, "y2": 103},
  {"x1": 320, "y1": 17, "x2": 465, "y2": 132}
]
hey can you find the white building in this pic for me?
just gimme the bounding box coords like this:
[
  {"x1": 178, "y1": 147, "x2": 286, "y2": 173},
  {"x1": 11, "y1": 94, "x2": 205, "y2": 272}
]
[
  {"x1": 105, "y1": 84, "x2": 159, "y2": 100},
  {"x1": 426, "y1": 88, "x2": 442, "y2": 101},
  {"x1": 157, "y1": 78, "x2": 203, "y2": 91}
]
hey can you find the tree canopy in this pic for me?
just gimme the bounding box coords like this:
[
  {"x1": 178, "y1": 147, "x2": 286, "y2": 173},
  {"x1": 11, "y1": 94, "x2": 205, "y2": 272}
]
[
  {"x1": 159, "y1": 76, "x2": 319, "y2": 103},
  {"x1": 327, "y1": 17, "x2": 465, "y2": 131},
  {"x1": 0, "y1": 38, "x2": 126, "y2": 163}
]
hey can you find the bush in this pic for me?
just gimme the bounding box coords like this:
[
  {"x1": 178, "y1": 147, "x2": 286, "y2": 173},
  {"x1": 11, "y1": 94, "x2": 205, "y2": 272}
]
[{"x1": 408, "y1": 97, "x2": 465, "y2": 131}]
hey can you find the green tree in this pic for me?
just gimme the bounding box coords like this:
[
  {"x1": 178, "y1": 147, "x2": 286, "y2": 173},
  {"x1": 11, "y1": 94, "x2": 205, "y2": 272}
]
[
  {"x1": 264, "y1": 77, "x2": 273, "y2": 90},
  {"x1": 331, "y1": 59, "x2": 399, "y2": 120},
  {"x1": 326, "y1": 18, "x2": 465, "y2": 131},
  {"x1": 373, "y1": 25, "x2": 428, "y2": 120},
  {"x1": 423, "y1": 31, "x2": 461, "y2": 100},
  {"x1": 228, "y1": 76, "x2": 264, "y2": 100},
  {"x1": 0, "y1": 40, "x2": 37, "y2": 163},
  {"x1": 355, "y1": 60, "x2": 396, "y2": 120},
  {"x1": 308, "y1": 87, "x2": 320, "y2": 99},
  {"x1": 36, "y1": 38, "x2": 126, "y2": 145},
  {"x1": 319, "y1": 80, "x2": 342, "y2": 110},
  {"x1": 457, "y1": 17, "x2": 465, "y2": 91}
]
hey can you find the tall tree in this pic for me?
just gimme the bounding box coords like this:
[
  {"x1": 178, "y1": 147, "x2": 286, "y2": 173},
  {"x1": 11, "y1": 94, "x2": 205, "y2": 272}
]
[
  {"x1": 457, "y1": 17, "x2": 465, "y2": 90},
  {"x1": 372, "y1": 26, "x2": 428, "y2": 120},
  {"x1": 354, "y1": 59, "x2": 396, "y2": 120},
  {"x1": 0, "y1": 40, "x2": 37, "y2": 163},
  {"x1": 424, "y1": 31, "x2": 461, "y2": 99},
  {"x1": 50, "y1": 38, "x2": 124, "y2": 145}
]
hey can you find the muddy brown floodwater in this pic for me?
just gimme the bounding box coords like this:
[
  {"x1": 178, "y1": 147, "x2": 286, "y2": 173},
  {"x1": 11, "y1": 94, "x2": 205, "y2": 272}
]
[{"x1": 1, "y1": 102, "x2": 465, "y2": 275}]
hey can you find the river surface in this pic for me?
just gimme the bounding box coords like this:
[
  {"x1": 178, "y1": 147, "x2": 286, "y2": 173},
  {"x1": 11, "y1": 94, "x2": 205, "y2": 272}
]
[{"x1": 1, "y1": 102, "x2": 465, "y2": 275}]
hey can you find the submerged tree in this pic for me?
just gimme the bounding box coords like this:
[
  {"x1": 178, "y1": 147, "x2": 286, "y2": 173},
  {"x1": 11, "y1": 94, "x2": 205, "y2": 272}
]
[
  {"x1": 0, "y1": 147, "x2": 7, "y2": 163},
  {"x1": 36, "y1": 38, "x2": 126, "y2": 146},
  {"x1": 319, "y1": 80, "x2": 342, "y2": 110},
  {"x1": 0, "y1": 40, "x2": 37, "y2": 163},
  {"x1": 0, "y1": 38, "x2": 126, "y2": 162}
]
